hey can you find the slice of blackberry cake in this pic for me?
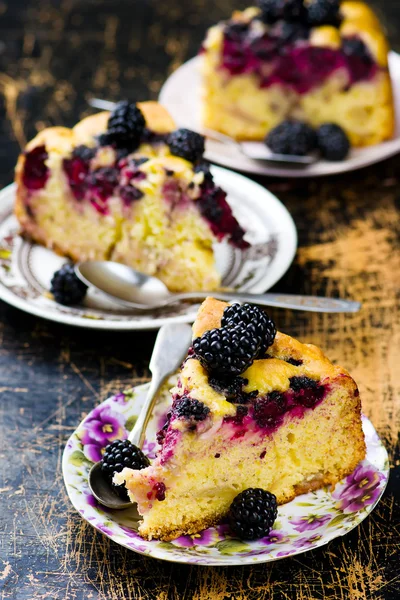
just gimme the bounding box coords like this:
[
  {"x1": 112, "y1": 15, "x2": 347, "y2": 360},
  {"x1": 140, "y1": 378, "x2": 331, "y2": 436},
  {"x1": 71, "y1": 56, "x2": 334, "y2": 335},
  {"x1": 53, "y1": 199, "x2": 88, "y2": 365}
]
[
  {"x1": 15, "y1": 102, "x2": 248, "y2": 293},
  {"x1": 201, "y1": 0, "x2": 394, "y2": 146},
  {"x1": 115, "y1": 297, "x2": 366, "y2": 541}
]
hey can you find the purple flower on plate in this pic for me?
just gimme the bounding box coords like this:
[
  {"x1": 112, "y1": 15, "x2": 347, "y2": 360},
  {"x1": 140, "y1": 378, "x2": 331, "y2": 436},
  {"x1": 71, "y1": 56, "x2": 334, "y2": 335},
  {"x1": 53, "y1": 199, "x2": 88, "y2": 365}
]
[
  {"x1": 332, "y1": 460, "x2": 384, "y2": 513},
  {"x1": 81, "y1": 405, "x2": 127, "y2": 462},
  {"x1": 290, "y1": 514, "x2": 331, "y2": 533},
  {"x1": 119, "y1": 525, "x2": 143, "y2": 539},
  {"x1": 111, "y1": 392, "x2": 127, "y2": 405},
  {"x1": 261, "y1": 530, "x2": 290, "y2": 545},
  {"x1": 173, "y1": 527, "x2": 223, "y2": 548},
  {"x1": 293, "y1": 534, "x2": 323, "y2": 549},
  {"x1": 142, "y1": 440, "x2": 157, "y2": 459},
  {"x1": 97, "y1": 523, "x2": 114, "y2": 536}
]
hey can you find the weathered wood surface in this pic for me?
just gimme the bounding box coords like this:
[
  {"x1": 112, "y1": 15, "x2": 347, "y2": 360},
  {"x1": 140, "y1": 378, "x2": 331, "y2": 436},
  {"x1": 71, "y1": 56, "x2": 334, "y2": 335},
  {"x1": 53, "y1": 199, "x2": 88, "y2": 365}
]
[{"x1": 0, "y1": 1, "x2": 399, "y2": 598}]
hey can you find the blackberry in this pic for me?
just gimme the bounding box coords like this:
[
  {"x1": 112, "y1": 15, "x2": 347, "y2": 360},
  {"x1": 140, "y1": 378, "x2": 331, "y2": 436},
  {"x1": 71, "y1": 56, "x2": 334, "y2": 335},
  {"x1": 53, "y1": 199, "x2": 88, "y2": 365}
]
[
  {"x1": 50, "y1": 264, "x2": 88, "y2": 305},
  {"x1": 307, "y1": 0, "x2": 341, "y2": 26},
  {"x1": 316, "y1": 123, "x2": 350, "y2": 161},
  {"x1": 221, "y1": 303, "x2": 276, "y2": 357},
  {"x1": 285, "y1": 357, "x2": 303, "y2": 366},
  {"x1": 342, "y1": 37, "x2": 372, "y2": 63},
  {"x1": 208, "y1": 375, "x2": 258, "y2": 404},
  {"x1": 101, "y1": 439, "x2": 150, "y2": 500},
  {"x1": 253, "y1": 391, "x2": 287, "y2": 429},
  {"x1": 228, "y1": 488, "x2": 278, "y2": 540},
  {"x1": 257, "y1": 0, "x2": 306, "y2": 24},
  {"x1": 72, "y1": 145, "x2": 96, "y2": 161},
  {"x1": 173, "y1": 396, "x2": 210, "y2": 421},
  {"x1": 105, "y1": 101, "x2": 146, "y2": 150},
  {"x1": 265, "y1": 120, "x2": 317, "y2": 156},
  {"x1": 193, "y1": 325, "x2": 260, "y2": 376},
  {"x1": 167, "y1": 128, "x2": 205, "y2": 163},
  {"x1": 289, "y1": 376, "x2": 317, "y2": 391}
]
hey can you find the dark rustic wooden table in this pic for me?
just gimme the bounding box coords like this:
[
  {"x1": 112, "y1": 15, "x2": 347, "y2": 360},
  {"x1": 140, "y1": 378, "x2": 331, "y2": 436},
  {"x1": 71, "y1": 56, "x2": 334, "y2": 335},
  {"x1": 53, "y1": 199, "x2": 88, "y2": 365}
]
[{"x1": 0, "y1": 1, "x2": 399, "y2": 598}]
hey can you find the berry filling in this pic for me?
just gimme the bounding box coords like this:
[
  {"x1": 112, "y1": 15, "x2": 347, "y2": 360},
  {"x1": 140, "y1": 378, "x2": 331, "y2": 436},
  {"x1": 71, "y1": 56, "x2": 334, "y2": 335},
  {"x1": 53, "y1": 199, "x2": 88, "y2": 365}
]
[
  {"x1": 221, "y1": 22, "x2": 378, "y2": 93},
  {"x1": 197, "y1": 181, "x2": 249, "y2": 249},
  {"x1": 223, "y1": 377, "x2": 328, "y2": 433},
  {"x1": 22, "y1": 145, "x2": 49, "y2": 191}
]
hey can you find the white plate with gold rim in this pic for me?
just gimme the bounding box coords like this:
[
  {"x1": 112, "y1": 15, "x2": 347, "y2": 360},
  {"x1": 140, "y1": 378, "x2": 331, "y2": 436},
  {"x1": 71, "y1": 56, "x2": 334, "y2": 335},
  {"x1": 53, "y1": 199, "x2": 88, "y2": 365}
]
[{"x1": 159, "y1": 52, "x2": 400, "y2": 178}]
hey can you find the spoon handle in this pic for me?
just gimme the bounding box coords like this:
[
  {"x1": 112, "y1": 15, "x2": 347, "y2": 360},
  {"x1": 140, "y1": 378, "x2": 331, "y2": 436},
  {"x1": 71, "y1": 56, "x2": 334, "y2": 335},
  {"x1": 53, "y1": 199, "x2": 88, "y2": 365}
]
[
  {"x1": 128, "y1": 323, "x2": 193, "y2": 448},
  {"x1": 175, "y1": 292, "x2": 361, "y2": 313}
]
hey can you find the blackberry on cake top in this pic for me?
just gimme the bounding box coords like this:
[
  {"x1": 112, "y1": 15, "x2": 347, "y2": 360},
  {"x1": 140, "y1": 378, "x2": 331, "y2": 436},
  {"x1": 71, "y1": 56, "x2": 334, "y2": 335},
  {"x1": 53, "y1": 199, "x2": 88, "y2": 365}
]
[
  {"x1": 103, "y1": 101, "x2": 146, "y2": 150},
  {"x1": 307, "y1": 0, "x2": 341, "y2": 26},
  {"x1": 257, "y1": 0, "x2": 306, "y2": 24},
  {"x1": 167, "y1": 128, "x2": 205, "y2": 162}
]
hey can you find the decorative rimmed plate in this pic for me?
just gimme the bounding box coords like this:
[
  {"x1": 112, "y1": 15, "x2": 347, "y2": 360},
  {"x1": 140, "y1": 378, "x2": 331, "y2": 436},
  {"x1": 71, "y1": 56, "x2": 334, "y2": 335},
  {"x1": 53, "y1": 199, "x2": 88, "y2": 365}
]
[
  {"x1": 0, "y1": 166, "x2": 296, "y2": 330},
  {"x1": 62, "y1": 379, "x2": 389, "y2": 566},
  {"x1": 159, "y1": 52, "x2": 400, "y2": 178}
]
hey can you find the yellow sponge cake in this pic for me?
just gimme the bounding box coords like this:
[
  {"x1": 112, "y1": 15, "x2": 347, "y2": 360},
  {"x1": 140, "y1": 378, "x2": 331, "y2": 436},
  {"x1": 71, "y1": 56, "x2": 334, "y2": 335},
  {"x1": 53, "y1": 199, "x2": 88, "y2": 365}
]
[
  {"x1": 15, "y1": 102, "x2": 248, "y2": 293},
  {"x1": 115, "y1": 298, "x2": 366, "y2": 541}
]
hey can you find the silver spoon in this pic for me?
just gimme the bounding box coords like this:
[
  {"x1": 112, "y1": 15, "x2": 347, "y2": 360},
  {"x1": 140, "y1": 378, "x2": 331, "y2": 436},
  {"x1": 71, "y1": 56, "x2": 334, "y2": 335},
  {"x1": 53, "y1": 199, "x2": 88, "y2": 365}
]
[
  {"x1": 76, "y1": 261, "x2": 361, "y2": 313},
  {"x1": 88, "y1": 322, "x2": 193, "y2": 510},
  {"x1": 88, "y1": 98, "x2": 317, "y2": 166}
]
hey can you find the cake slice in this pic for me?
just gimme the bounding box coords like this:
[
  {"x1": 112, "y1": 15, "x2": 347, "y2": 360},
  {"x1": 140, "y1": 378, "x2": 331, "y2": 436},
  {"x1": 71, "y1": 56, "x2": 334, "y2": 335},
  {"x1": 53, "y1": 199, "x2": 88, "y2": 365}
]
[
  {"x1": 201, "y1": 1, "x2": 394, "y2": 146},
  {"x1": 15, "y1": 102, "x2": 248, "y2": 293},
  {"x1": 115, "y1": 297, "x2": 366, "y2": 541}
]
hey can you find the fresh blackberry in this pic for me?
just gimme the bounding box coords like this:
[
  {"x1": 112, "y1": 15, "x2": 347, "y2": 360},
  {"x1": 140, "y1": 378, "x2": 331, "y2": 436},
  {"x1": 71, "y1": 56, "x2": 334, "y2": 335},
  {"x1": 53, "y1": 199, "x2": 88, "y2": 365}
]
[
  {"x1": 193, "y1": 325, "x2": 260, "y2": 376},
  {"x1": 105, "y1": 101, "x2": 146, "y2": 150},
  {"x1": 72, "y1": 145, "x2": 96, "y2": 161},
  {"x1": 307, "y1": 0, "x2": 341, "y2": 26},
  {"x1": 221, "y1": 303, "x2": 276, "y2": 357},
  {"x1": 167, "y1": 128, "x2": 205, "y2": 163},
  {"x1": 50, "y1": 264, "x2": 88, "y2": 305},
  {"x1": 101, "y1": 439, "x2": 150, "y2": 500},
  {"x1": 265, "y1": 120, "x2": 317, "y2": 156},
  {"x1": 257, "y1": 0, "x2": 306, "y2": 24},
  {"x1": 228, "y1": 488, "x2": 278, "y2": 540},
  {"x1": 173, "y1": 396, "x2": 210, "y2": 421},
  {"x1": 208, "y1": 375, "x2": 258, "y2": 404},
  {"x1": 316, "y1": 123, "x2": 350, "y2": 161},
  {"x1": 269, "y1": 20, "x2": 310, "y2": 44},
  {"x1": 342, "y1": 37, "x2": 372, "y2": 62},
  {"x1": 289, "y1": 376, "x2": 317, "y2": 391}
]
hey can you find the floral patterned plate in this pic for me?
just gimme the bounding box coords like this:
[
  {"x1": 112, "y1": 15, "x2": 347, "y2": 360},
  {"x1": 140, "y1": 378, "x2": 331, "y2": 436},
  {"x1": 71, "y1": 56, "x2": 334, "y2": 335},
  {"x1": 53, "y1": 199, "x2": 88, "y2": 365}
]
[{"x1": 62, "y1": 380, "x2": 389, "y2": 566}]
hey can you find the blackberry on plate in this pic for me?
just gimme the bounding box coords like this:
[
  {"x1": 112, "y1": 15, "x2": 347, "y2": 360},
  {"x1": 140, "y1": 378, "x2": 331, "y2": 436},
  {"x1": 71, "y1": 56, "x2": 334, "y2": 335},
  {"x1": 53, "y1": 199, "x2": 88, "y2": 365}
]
[
  {"x1": 50, "y1": 263, "x2": 88, "y2": 306},
  {"x1": 221, "y1": 303, "x2": 276, "y2": 357},
  {"x1": 193, "y1": 325, "x2": 260, "y2": 376},
  {"x1": 168, "y1": 128, "x2": 205, "y2": 163},
  {"x1": 257, "y1": 0, "x2": 306, "y2": 24},
  {"x1": 101, "y1": 439, "x2": 150, "y2": 500},
  {"x1": 307, "y1": 0, "x2": 341, "y2": 26},
  {"x1": 265, "y1": 120, "x2": 317, "y2": 156},
  {"x1": 104, "y1": 101, "x2": 146, "y2": 150},
  {"x1": 173, "y1": 396, "x2": 210, "y2": 421},
  {"x1": 317, "y1": 123, "x2": 350, "y2": 161},
  {"x1": 228, "y1": 488, "x2": 278, "y2": 540}
]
